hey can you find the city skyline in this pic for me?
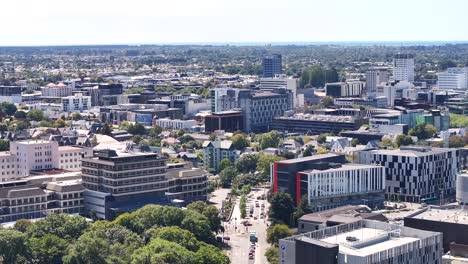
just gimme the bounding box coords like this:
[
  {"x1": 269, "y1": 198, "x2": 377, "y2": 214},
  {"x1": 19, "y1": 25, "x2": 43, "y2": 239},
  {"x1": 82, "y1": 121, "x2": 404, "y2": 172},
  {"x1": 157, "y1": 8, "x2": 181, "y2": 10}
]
[{"x1": 1, "y1": 0, "x2": 468, "y2": 46}]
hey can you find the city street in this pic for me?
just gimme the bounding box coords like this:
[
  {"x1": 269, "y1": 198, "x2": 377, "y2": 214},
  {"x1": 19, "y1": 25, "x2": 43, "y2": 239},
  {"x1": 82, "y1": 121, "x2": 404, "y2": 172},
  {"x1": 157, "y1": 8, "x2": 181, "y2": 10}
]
[{"x1": 223, "y1": 187, "x2": 270, "y2": 264}]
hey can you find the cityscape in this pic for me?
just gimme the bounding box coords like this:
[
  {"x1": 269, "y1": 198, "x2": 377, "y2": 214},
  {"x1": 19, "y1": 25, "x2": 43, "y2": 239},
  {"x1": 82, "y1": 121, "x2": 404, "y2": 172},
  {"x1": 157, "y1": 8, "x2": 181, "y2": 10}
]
[{"x1": 0, "y1": 1, "x2": 468, "y2": 264}]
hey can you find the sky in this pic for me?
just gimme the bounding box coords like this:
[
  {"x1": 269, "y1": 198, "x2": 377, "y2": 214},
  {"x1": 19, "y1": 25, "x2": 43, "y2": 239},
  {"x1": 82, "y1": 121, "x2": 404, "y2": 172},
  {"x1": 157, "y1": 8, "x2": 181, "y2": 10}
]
[{"x1": 1, "y1": 0, "x2": 468, "y2": 46}]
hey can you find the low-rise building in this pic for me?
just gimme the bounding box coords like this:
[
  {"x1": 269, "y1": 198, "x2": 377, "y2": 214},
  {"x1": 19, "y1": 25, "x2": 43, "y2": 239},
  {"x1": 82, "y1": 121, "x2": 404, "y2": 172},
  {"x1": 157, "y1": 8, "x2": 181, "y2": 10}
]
[
  {"x1": 202, "y1": 140, "x2": 239, "y2": 172},
  {"x1": 61, "y1": 93, "x2": 91, "y2": 112},
  {"x1": 155, "y1": 118, "x2": 197, "y2": 129},
  {"x1": 279, "y1": 219, "x2": 443, "y2": 264},
  {"x1": 41, "y1": 82, "x2": 73, "y2": 97},
  {"x1": 271, "y1": 114, "x2": 363, "y2": 135}
]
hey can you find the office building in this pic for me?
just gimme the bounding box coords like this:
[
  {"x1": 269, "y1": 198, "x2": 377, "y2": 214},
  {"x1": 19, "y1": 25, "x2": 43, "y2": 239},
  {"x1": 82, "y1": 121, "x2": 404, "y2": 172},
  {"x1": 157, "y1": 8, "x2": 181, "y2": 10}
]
[
  {"x1": 334, "y1": 96, "x2": 388, "y2": 108},
  {"x1": 61, "y1": 93, "x2": 91, "y2": 112},
  {"x1": 297, "y1": 205, "x2": 388, "y2": 233},
  {"x1": 259, "y1": 75, "x2": 299, "y2": 107},
  {"x1": 405, "y1": 205, "x2": 468, "y2": 253},
  {"x1": 393, "y1": 54, "x2": 415, "y2": 82},
  {"x1": 212, "y1": 87, "x2": 294, "y2": 132},
  {"x1": 358, "y1": 147, "x2": 461, "y2": 203},
  {"x1": 438, "y1": 67, "x2": 468, "y2": 90},
  {"x1": 376, "y1": 83, "x2": 396, "y2": 107},
  {"x1": 262, "y1": 54, "x2": 282, "y2": 78},
  {"x1": 325, "y1": 81, "x2": 365, "y2": 97},
  {"x1": 279, "y1": 219, "x2": 443, "y2": 264},
  {"x1": 0, "y1": 171, "x2": 84, "y2": 223},
  {"x1": 365, "y1": 68, "x2": 389, "y2": 97},
  {"x1": 82, "y1": 149, "x2": 207, "y2": 220},
  {"x1": 155, "y1": 118, "x2": 197, "y2": 129},
  {"x1": 0, "y1": 86, "x2": 22, "y2": 104},
  {"x1": 272, "y1": 154, "x2": 347, "y2": 204},
  {"x1": 202, "y1": 140, "x2": 239, "y2": 172},
  {"x1": 296, "y1": 163, "x2": 385, "y2": 212},
  {"x1": 41, "y1": 83, "x2": 73, "y2": 97},
  {"x1": 100, "y1": 104, "x2": 183, "y2": 126},
  {"x1": 271, "y1": 113, "x2": 363, "y2": 135},
  {"x1": 456, "y1": 171, "x2": 468, "y2": 205},
  {"x1": 204, "y1": 110, "x2": 244, "y2": 133}
]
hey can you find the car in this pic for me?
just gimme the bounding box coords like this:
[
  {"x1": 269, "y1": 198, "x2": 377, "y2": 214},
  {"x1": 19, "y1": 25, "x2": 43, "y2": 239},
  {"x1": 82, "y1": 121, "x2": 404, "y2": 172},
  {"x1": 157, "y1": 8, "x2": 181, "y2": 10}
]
[{"x1": 223, "y1": 236, "x2": 231, "y2": 241}]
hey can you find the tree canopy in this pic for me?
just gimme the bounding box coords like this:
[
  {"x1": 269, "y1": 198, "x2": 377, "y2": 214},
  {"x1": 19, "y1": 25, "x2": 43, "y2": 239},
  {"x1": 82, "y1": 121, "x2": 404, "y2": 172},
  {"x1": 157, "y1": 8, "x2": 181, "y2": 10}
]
[{"x1": 269, "y1": 192, "x2": 295, "y2": 226}]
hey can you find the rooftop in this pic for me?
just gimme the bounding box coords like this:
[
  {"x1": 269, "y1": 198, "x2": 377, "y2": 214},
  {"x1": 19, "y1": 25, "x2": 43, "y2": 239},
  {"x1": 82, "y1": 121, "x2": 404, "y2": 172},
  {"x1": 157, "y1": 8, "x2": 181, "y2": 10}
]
[
  {"x1": 370, "y1": 146, "x2": 454, "y2": 157},
  {"x1": 275, "y1": 114, "x2": 355, "y2": 123},
  {"x1": 276, "y1": 153, "x2": 343, "y2": 164},
  {"x1": 302, "y1": 163, "x2": 384, "y2": 174},
  {"x1": 410, "y1": 207, "x2": 468, "y2": 225}
]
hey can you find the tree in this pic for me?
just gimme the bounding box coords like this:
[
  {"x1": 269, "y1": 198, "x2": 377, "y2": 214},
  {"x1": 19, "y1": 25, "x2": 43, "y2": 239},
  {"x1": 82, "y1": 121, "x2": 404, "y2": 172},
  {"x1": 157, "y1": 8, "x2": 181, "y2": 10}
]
[
  {"x1": 450, "y1": 114, "x2": 468, "y2": 128},
  {"x1": 320, "y1": 96, "x2": 334, "y2": 107},
  {"x1": 218, "y1": 158, "x2": 233, "y2": 172},
  {"x1": 265, "y1": 247, "x2": 279, "y2": 264},
  {"x1": 0, "y1": 139, "x2": 9, "y2": 151},
  {"x1": 219, "y1": 166, "x2": 237, "y2": 187},
  {"x1": 317, "y1": 133, "x2": 330, "y2": 144},
  {"x1": 127, "y1": 123, "x2": 146, "y2": 135},
  {"x1": 181, "y1": 210, "x2": 215, "y2": 244},
  {"x1": 208, "y1": 133, "x2": 217, "y2": 141},
  {"x1": 101, "y1": 123, "x2": 113, "y2": 135},
  {"x1": 0, "y1": 102, "x2": 17, "y2": 116},
  {"x1": 27, "y1": 109, "x2": 45, "y2": 121},
  {"x1": 239, "y1": 194, "x2": 247, "y2": 218},
  {"x1": 438, "y1": 59, "x2": 457, "y2": 70},
  {"x1": 13, "y1": 219, "x2": 31, "y2": 232},
  {"x1": 380, "y1": 138, "x2": 394, "y2": 148},
  {"x1": 39, "y1": 120, "x2": 53, "y2": 127},
  {"x1": 395, "y1": 134, "x2": 414, "y2": 147},
  {"x1": 132, "y1": 135, "x2": 143, "y2": 144},
  {"x1": 236, "y1": 153, "x2": 259, "y2": 173},
  {"x1": 145, "y1": 226, "x2": 200, "y2": 251},
  {"x1": 149, "y1": 125, "x2": 163, "y2": 137},
  {"x1": 257, "y1": 153, "x2": 284, "y2": 182},
  {"x1": 187, "y1": 201, "x2": 223, "y2": 234},
  {"x1": 131, "y1": 238, "x2": 195, "y2": 264},
  {"x1": 179, "y1": 135, "x2": 195, "y2": 144},
  {"x1": 295, "y1": 194, "x2": 311, "y2": 220},
  {"x1": 316, "y1": 147, "x2": 327, "y2": 154},
  {"x1": 72, "y1": 112, "x2": 82, "y2": 120},
  {"x1": 231, "y1": 133, "x2": 249, "y2": 150},
  {"x1": 409, "y1": 124, "x2": 437, "y2": 140},
  {"x1": 351, "y1": 138, "x2": 360, "y2": 147},
  {"x1": 53, "y1": 118, "x2": 67, "y2": 128},
  {"x1": 449, "y1": 135, "x2": 465, "y2": 148},
  {"x1": 0, "y1": 229, "x2": 27, "y2": 264},
  {"x1": 27, "y1": 214, "x2": 90, "y2": 241},
  {"x1": 258, "y1": 131, "x2": 281, "y2": 150},
  {"x1": 267, "y1": 224, "x2": 292, "y2": 246},
  {"x1": 194, "y1": 243, "x2": 229, "y2": 264},
  {"x1": 269, "y1": 192, "x2": 295, "y2": 226},
  {"x1": 14, "y1": 110, "x2": 27, "y2": 119},
  {"x1": 302, "y1": 145, "x2": 315, "y2": 157},
  {"x1": 0, "y1": 123, "x2": 7, "y2": 133},
  {"x1": 28, "y1": 234, "x2": 68, "y2": 264}
]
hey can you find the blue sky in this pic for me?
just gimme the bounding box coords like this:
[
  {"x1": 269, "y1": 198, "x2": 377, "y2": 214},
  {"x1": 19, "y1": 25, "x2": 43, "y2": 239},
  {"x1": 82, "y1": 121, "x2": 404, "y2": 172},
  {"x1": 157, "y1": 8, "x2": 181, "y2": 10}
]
[{"x1": 1, "y1": 0, "x2": 467, "y2": 46}]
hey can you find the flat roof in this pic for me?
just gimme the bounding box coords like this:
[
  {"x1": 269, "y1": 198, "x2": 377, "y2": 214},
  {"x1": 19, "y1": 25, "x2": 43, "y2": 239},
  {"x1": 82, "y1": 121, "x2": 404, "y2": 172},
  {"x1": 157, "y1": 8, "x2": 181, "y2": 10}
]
[
  {"x1": 410, "y1": 208, "x2": 468, "y2": 225},
  {"x1": 369, "y1": 147, "x2": 453, "y2": 157},
  {"x1": 277, "y1": 153, "x2": 343, "y2": 164},
  {"x1": 320, "y1": 227, "x2": 419, "y2": 256},
  {"x1": 302, "y1": 163, "x2": 383, "y2": 174}
]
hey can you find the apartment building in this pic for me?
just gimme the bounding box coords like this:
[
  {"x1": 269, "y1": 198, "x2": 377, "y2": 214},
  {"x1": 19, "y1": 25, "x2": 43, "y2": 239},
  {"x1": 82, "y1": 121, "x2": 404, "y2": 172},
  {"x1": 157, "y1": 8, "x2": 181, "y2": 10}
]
[
  {"x1": 359, "y1": 146, "x2": 461, "y2": 203},
  {"x1": 365, "y1": 68, "x2": 389, "y2": 98},
  {"x1": 41, "y1": 82, "x2": 73, "y2": 97},
  {"x1": 393, "y1": 53, "x2": 415, "y2": 82},
  {"x1": 438, "y1": 67, "x2": 468, "y2": 90},
  {"x1": 155, "y1": 118, "x2": 197, "y2": 129},
  {"x1": 61, "y1": 93, "x2": 91, "y2": 112},
  {"x1": 202, "y1": 140, "x2": 239, "y2": 172},
  {"x1": 325, "y1": 81, "x2": 365, "y2": 98}
]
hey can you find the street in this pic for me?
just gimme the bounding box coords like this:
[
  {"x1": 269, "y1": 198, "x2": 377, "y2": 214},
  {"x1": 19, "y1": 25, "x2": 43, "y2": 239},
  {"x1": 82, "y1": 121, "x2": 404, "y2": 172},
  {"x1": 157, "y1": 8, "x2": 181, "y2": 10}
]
[{"x1": 223, "y1": 187, "x2": 270, "y2": 264}]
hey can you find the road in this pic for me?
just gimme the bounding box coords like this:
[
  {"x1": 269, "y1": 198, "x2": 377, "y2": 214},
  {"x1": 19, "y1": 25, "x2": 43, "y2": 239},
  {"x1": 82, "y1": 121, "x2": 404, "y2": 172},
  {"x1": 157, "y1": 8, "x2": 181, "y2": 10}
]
[{"x1": 224, "y1": 188, "x2": 270, "y2": 264}]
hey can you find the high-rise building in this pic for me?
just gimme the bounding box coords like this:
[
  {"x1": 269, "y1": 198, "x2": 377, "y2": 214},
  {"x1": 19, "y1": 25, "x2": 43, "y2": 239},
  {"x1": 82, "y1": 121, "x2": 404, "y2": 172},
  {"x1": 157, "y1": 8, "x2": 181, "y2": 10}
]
[
  {"x1": 325, "y1": 81, "x2": 365, "y2": 97},
  {"x1": 365, "y1": 68, "x2": 389, "y2": 97},
  {"x1": 437, "y1": 67, "x2": 468, "y2": 90},
  {"x1": 262, "y1": 54, "x2": 282, "y2": 78},
  {"x1": 41, "y1": 83, "x2": 74, "y2": 97},
  {"x1": 358, "y1": 146, "x2": 461, "y2": 203},
  {"x1": 393, "y1": 54, "x2": 415, "y2": 82},
  {"x1": 259, "y1": 74, "x2": 299, "y2": 106},
  {"x1": 61, "y1": 93, "x2": 91, "y2": 112}
]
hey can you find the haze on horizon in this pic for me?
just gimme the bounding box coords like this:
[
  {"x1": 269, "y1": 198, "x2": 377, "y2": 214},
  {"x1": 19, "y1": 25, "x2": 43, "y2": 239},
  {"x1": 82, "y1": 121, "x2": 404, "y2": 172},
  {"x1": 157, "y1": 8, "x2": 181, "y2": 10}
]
[{"x1": 1, "y1": 0, "x2": 467, "y2": 46}]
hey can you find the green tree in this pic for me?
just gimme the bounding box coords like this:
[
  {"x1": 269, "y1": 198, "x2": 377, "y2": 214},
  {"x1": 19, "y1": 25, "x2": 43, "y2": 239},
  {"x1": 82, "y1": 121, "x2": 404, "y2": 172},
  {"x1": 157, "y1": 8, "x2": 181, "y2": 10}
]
[
  {"x1": 179, "y1": 135, "x2": 195, "y2": 144},
  {"x1": 231, "y1": 133, "x2": 249, "y2": 150},
  {"x1": 72, "y1": 112, "x2": 82, "y2": 120},
  {"x1": 13, "y1": 219, "x2": 31, "y2": 232},
  {"x1": 449, "y1": 135, "x2": 465, "y2": 148},
  {"x1": 450, "y1": 114, "x2": 468, "y2": 128},
  {"x1": 351, "y1": 138, "x2": 360, "y2": 147},
  {"x1": 257, "y1": 153, "x2": 284, "y2": 182},
  {"x1": 320, "y1": 96, "x2": 334, "y2": 107},
  {"x1": 395, "y1": 134, "x2": 414, "y2": 147},
  {"x1": 219, "y1": 166, "x2": 237, "y2": 187},
  {"x1": 409, "y1": 124, "x2": 437, "y2": 140},
  {"x1": 181, "y1": 210, "x2": 215, "y2": 244},
  {"x1": 0, "y1": 139, "x2": 9, "y2": 151},
  {"x1": 258, "y1": 131, "x2": 281, "y2": 149},
  {"x1": 302, "y1": 145, "x2": 315, "y2": 157},
  {"x1": 240, "y1": 194, "x2": 247, "y2": 218},
  {"x1": 295, "y1": 194, "x2": 311, "y2": 220},
  {"x1": 145, "y1": 226, "x2": 200, "y2": 251},
  {"x1": 267, "y1": 224, "x2": 293, "y2": 246},
  {"x1": 208, "y1": 134, "x2": 217, "y2": 141},
  {"x1": 0, "y1": 123, "x2": 7, "y2": 133},
  {"x1": 63, "y1": 221, "x2": 143, "y2": 264},
  {"x1": 195, "y1": 243, "x2": 230, "y2": 264},
  {"x1": 265, "y1": 247, "x2": 279, "y2": 264},
  {"x1": 187, "y1": 201, "x2": 223, "y2": 234},
  {"x1": 14, "y1": 110, "x2": 27, "y2": 119},
  {"x1": 0, "y1": 229, "x2": 27, "y2": 264},
  {"x1": 149, "y1": 125, "x2": 163, "y2": 137},
  {"x1": 317, "y1": 133, "x2": 330, "y2": 144},
  {"x1": 269, "y1": 192, "x2": 295, "y2": 226},
  {"x1": 438, "y1": 59, "x2": 457, "y2": 70},
  {"x1": 39, "y1": 120, "x2": 53, "y2": 127},
  {"x1": 127, "y1": 123, "x2": 147, "y2": 135},
  {"x1": 27, "y1": 234, "x2": 68, "y2": 264},
  {"x1": 101, "y1": 123, "x2": 113, "y2": 135},
  {"x1": 27, "y1": 214, "x2": 90, "y2": 241},
  {"x1": 236, "y1": 153, "x2": 259, "y2": 173},
  {"x1": 53, "y1": 118, "x2": 67, "y2": 128},
  {"x1": 0, "y1": 102, "x2": 17, "y2": 116},
  {"x1": 380, "y1": 138, "x2": 394, "y2": 148},
  {"x1": 27, "y1": 109, "x2": 45, "y2": 121},
  {"x1": 218, "y1": 158, "x2": 233, "y2": 172},
  {"x1": 131, "y1": 239, "x2": 195, "y2": 264}
]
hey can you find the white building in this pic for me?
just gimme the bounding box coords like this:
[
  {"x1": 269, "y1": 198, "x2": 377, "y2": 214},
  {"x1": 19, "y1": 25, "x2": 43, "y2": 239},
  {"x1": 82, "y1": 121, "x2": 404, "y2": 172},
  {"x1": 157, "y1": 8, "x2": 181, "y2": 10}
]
[
  {"x1": 393, "y1": 54, "x2": 415, "y2": 82},
  {"x1": 155, "y1": 118, "x2": 197, "y2": 129},
  {"x1": 58, "y1": 146, "x2": 93, "y2": 171},
  {"x1": 365, "y1": 68, "x2": 389, "y2": 98},
  {"x1": 376, "y1": 84, "x2": 396, "y2": 107},
  {"x1": 41, "y1": 83, "x2": 73, "y2": 97},
  {"x1": 438, "y1": 67, "x2": 468, "y2": 90},
  {"x1": 10, "y1": 140, "x2": 58, "y2": 177},
  {"x1": 0, "y1": 152, "x2": 17, "y2": 182},
  {"x1": 61, "y1": 93, "x2": 91, "y2": 112},
  {"x1": 259, "y1": 75, "x2": 300, "y2": 107},
  {"x1": 300, "y1": 164, "x2": 385, "y2": 211}
]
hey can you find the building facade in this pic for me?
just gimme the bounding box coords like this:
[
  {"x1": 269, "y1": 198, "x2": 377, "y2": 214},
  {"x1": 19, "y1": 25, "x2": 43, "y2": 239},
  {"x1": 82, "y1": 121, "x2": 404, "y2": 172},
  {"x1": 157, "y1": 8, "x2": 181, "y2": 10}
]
[
  {"x1": 202, "y1": 140, "x2": 239, "y2": 172},
  {"x1": 359, "y1": 147, "x2": 461, "y2": 203},
  {"x1": 41, "y1": 83, "x2": 73, "y2": 97},
  {"x1": 262, "y1": 54, "x2": 282, "y2": 78},
  {"x1": 61, "y1": 93, "x2": 91, "y2": 112},
  {"x1": 204, "y1": 110, "x2": 244, "y2": 133},
  {"x1": 155, "y1": 118, "x2": 197, "y2": 129},
  {"x1": 0, "y1": 86, "x2": 22, "y2": 104},
  {"x1": 271, "y1": 114, "x2": 362, "y2": 135},
  {"x1": 438, "y1": 67, "x2": 468, "y2": 90},
  {"x1": 365, "y1": 68, "x2": 389, "y2": 98},
  {"x1": 393, "y1": 54, "x2": 415, "y2": 82},
  {"x1": 325, "y1": 81, "x2": 365, "y2": 98}
]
